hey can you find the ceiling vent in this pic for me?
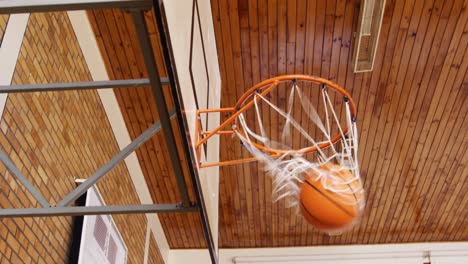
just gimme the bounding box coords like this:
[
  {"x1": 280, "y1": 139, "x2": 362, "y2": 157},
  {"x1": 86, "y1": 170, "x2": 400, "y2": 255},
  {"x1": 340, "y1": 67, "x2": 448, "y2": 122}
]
[{"x1": 353, "y1": 0, "x2": 386, "y2": 72}]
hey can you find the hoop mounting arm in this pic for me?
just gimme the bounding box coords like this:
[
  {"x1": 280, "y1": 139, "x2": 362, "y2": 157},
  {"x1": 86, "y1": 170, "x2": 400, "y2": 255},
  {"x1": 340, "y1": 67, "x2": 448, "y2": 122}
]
[{"x1": 195, "y1": 82, "x2": 279, "y2": 168}]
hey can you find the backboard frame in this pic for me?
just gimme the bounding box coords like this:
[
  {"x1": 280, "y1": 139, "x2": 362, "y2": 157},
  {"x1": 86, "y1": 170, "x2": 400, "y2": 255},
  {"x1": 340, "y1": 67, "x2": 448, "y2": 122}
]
[{"x1": 154, "y1": 0, "x2": 219, "y2": 262}]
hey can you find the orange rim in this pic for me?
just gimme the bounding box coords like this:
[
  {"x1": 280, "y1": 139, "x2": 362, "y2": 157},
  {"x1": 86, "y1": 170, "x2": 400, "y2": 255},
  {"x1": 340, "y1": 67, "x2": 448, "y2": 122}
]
[
  {"x1": 232, "y1": 74, "x2": 356, "y2": 155},
  {"x1": 195, "y1": 74, "x2": 357, "y2": 167}
]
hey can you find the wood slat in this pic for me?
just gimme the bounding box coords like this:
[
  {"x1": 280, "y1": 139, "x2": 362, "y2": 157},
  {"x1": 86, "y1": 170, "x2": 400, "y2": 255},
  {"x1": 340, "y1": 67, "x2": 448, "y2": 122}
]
[
  {"x1": 210, "y1": 0, "x2": 232, "y2": 247},
  {"x1": 267, "y1": 0, "x2": 279, "y2": 246},
  {"x1": 386, "y1": 0, "x2": 466, "y2": 243},
  {"x1": 218, "y1": 0, "x2": 242, "y2": 247},
  {"x1": 381, "y1": 0, "x2": 466, "y2": 243},
  {"x1": 362, "y1": 0, "x2": 438, "y2": 243}
]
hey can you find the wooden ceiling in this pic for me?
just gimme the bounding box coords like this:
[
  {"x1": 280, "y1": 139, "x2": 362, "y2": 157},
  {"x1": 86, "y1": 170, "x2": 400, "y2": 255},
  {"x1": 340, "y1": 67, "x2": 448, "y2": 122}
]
[
  {"x1": 87, "y1": 0, "x2": 467, "y2": 250},
  {"x1": 212, "y1": 0, "x2": 467, "y2": 247}
]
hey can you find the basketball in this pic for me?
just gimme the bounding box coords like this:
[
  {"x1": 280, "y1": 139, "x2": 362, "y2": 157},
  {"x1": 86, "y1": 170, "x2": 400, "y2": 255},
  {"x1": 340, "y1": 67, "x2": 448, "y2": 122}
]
[{"x1": 300, "y1": 163, "x2": 363, "y2": 232}]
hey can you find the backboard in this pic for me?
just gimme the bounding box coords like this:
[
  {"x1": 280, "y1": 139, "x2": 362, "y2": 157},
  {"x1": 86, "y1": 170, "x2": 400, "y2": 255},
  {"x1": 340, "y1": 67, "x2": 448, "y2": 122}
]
[{"x1": 162, "y1": 0, "x2": 221, "y2": 260}]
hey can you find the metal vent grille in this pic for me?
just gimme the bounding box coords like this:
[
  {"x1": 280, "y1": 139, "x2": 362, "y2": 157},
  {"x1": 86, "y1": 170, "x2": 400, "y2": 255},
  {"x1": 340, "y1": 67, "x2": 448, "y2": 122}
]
[
  {"x1": 353, "y1": 0, "x2": 386, "y2": 72},
  {"x1": 108, "y1": 236, "x2": 117, "y2": 264},
  {"x1": 93, "y1": 215, "x2": 108, "y2": 250},
  {"x1": 78, "y1": 187, "x2": 128, "y2": 264}
]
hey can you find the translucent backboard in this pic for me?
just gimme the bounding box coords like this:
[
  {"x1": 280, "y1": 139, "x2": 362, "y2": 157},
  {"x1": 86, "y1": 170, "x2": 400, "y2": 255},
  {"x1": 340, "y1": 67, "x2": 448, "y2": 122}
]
[{"x1": 163, "y1": 0, "x2": 221, "y2": 260}]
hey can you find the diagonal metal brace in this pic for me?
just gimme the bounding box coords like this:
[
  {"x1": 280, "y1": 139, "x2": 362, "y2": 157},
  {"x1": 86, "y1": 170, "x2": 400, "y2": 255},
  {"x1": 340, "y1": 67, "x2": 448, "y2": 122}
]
[
  {"x1": 0, "y1": 150, "x2": 50, "y2": 207},
  {"x1": 57, "y1": 109, "x2": 176, "y2": 207}
]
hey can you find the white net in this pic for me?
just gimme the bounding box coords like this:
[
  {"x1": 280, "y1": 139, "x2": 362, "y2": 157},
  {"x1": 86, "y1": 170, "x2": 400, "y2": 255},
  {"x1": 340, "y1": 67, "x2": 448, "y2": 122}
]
[{"x1": 233, "y1": 79, "x2": 365, "y2": 215}]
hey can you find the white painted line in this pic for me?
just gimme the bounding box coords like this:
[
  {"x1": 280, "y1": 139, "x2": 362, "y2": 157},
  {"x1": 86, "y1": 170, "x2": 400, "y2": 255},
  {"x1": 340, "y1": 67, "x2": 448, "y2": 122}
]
[
  {"x1": 0, "y1": 14, "x2": 29, "y2": 118},
  {"x1": 143, "y1": 224, "x2": 151, "y2": 264}
]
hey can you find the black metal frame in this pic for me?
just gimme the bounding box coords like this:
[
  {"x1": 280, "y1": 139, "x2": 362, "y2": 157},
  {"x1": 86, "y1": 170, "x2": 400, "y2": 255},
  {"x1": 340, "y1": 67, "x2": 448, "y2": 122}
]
[
  {"x1": 0, "y1": 0, "x2": 218, "y2": 263},
  {"x1": 153, "y1": 1, "x2": 218, "y2": 262}
]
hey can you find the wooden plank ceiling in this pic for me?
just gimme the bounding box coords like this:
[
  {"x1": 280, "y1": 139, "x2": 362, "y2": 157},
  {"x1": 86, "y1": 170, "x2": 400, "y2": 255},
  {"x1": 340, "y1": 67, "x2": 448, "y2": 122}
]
[
  {"x1": 211, "y1": 0, "x2": 468, "y2": 247},
  {"x1": 87, "y1": 0, "x2": 467, "y2": 249}
]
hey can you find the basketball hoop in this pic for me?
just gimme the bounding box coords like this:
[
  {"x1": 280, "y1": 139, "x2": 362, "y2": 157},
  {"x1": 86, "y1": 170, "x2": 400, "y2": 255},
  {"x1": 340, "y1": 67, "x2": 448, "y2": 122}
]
[{"x1": 196, "y1": 74, "x2": 365, "y2": 233}]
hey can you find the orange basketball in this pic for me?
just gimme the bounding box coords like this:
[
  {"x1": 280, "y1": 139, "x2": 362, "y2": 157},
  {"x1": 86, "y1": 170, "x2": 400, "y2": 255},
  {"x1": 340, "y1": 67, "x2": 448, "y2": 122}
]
[{"x1": 300, "y1": 163, "x2": 363, "y2": 232}]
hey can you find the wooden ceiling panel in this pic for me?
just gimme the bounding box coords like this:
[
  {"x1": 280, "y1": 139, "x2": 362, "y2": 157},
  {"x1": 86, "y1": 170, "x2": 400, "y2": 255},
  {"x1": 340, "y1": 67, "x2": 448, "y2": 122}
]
[{"x1": 212, "y1": 0, "x2": 468, "y2": 247}]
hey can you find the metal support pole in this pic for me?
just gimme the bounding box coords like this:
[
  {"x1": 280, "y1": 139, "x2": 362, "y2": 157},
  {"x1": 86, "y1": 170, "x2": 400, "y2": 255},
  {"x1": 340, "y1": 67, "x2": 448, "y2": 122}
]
[
  {"x1": 0, "y1": 0, "x2": 152, "y2": 14},
  {"x1": 131, "y1": 10, "x2": 191, "y2": 208},
  {"x1": 0, "y1": 204, "x2": 198, "y2": 217},
  {"x1": 152, "y1": 1, "x2": 218, "y2": 262},
  {"x1": 57, "y1": 109, "x2": 176, "y2": 207},
  {"x1": 0, "y1": 150, "x2": 50, "y2": 207},
  {"x1": 0, "y1": 78, "x2": 169, "y2": 93}
]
